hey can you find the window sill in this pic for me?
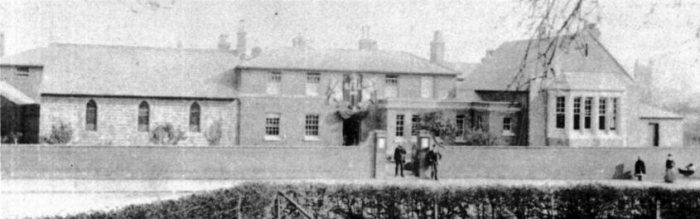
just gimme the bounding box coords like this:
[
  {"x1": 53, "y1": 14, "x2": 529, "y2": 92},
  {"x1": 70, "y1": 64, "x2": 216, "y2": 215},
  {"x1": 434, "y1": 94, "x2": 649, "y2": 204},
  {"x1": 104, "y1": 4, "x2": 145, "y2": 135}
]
[
  {"x1": 394, "y1": 137, "x2": 405, "y2": 143},
  {"x1": 303, "y1": 136, "x2": 320, "y2": 141},
  {"x1": 264, "y1": 136, "x2": 282, "y2": 141},
  {"x1": 502, "y1": 131, "x2": 515, "y2": 136}
]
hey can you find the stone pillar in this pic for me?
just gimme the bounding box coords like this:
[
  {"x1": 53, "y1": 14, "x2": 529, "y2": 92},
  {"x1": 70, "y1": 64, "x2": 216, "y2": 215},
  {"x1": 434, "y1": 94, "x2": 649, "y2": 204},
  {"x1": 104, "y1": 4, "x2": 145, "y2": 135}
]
[
  {"x1": 565, "y1": 93, "x2": 574, "y2": 135},
  {"x1": 372, "y1": 130, "x2": 387, "y2": 179},
  {"x1": 592, "y1": 96, "x2": 600, "y2": 135}
]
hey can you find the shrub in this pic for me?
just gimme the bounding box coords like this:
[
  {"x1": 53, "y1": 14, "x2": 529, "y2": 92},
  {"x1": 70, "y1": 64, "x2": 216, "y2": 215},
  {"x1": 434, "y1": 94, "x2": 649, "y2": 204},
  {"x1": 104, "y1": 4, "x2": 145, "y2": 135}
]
[
  {"x1": 204, "y1": 120, "x2": 223, "y2": 146},
  {"x1": 43, "y1": 121, "x2": 73, "y2": 144},
  {"x1": 37, "y1": 182, "x2": 700, "y2": 219},
  {"x1": 149, "y1": 123, "x2": 187, "y2": 145}
]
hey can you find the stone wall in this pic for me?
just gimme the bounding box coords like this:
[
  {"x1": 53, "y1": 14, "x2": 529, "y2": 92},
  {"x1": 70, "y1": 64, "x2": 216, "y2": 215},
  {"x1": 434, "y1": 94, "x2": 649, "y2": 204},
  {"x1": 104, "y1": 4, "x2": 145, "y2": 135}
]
[
  {"x1": 39, "y1": 96, "x2": 237, "y2": 146},
  {"x1": 1, "y1": 145, "x2": 371, "y2": 180}
]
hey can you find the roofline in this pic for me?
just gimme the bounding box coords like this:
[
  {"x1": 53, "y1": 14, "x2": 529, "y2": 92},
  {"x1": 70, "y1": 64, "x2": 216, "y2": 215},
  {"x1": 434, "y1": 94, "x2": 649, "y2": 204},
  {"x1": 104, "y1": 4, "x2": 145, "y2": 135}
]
[
  {"x1": 0, "y1": 64, "x2": 44, "y2": 68},
  {"x1": 235, "y1": 66, "x2": 458, "y2": 76},
  {"x1": 41, "y1": 93, "x2": 237, "y2": 101},
  {"x1": 584, "y1": 31, "x2": 635, "y2": 81},
  {"x1": 640, "y1": 116, "x2": 683, "y2": 120}
]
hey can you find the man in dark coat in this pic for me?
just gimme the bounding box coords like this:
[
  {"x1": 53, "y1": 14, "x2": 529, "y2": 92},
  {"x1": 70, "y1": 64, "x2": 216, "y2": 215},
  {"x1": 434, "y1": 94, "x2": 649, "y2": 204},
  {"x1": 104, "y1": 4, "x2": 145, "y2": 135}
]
[
  {"x1": 634, "y1": 156, "x2": 646, "y2": 181},
  {"x1": 394, "y1": 145, "x2": 406, "y2": 177},
  {"x1": 427, "y1": 145, "x2": 442, "y2": 181}
]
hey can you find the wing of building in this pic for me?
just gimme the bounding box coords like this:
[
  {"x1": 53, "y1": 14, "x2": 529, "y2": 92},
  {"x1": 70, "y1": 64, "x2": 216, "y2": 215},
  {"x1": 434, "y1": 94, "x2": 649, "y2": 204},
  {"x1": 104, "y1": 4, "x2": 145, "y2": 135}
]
[{"x1": 0, "y1": 25, "x2": 684, "y2": 148}]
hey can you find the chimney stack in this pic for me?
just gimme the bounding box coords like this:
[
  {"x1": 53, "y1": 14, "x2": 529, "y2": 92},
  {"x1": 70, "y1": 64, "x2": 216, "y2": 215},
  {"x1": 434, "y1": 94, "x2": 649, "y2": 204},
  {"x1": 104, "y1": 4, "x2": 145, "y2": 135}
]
[
  {"x1": 358, "y1": 26, "x2": 377, "y2": 50},
  {"x1": 237, "y1": 19, "x2": 247, "y2": 58},
  {"x1": 430, "y1": 31, "x2": 445, "y2": 64},
  {"x1": 217, "y1": 34, "x2": 231, "y2": 51}
]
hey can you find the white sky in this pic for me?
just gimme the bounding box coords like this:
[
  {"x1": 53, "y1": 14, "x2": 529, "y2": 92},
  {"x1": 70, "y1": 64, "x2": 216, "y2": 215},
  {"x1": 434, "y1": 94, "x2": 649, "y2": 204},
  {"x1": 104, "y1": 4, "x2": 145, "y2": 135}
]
[{"x1": 1, "y1": 0, "x2": 698, "y2": 93}]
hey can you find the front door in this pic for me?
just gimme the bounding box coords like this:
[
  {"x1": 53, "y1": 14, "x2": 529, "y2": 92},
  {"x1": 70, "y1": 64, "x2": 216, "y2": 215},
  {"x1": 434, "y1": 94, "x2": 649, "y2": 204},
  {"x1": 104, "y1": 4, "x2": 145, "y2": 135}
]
[
  {"x1": 649, "y1": 123, "x2": 659, "y2": 147},
  {"x1": 343, "y1": 115, "x2": 362, "y2": 146}
]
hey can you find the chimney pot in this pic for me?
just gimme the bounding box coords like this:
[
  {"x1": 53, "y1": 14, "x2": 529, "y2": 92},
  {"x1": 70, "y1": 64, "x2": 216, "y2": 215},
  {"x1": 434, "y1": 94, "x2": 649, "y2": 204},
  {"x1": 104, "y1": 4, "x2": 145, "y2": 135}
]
[
  {"x1": 218, "y1": 34, "x2": 231, "y2": 51},
  {"x1": 430, "y1": 30, "x2": 445, "y2": 64},
  {"x1": 237, "y1": 19, "x2": 247, "y2": 58},
  {"x1": 358, "y1": 26, "x2": 377, "y2": 50}
]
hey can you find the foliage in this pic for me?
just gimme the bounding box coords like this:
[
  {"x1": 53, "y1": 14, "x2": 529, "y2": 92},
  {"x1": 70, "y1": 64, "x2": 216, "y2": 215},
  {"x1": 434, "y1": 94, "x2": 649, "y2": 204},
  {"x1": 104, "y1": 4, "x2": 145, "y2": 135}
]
[
  {"x1": 415, "y1": 111, "x2": 458, "y2": 144},
  {"x1": 464, "y1": 127, "x2": 498, "y2": 146},
  {"x1": 43, "y1": 121, "x2": 73, "y2": 144},
  {"x1": 149, "y1": 123, "x2": 187, "y2": 146},
  {"x1": 38, "y1": 182, "x2": 700, "y2": 219},
  {"x1": 204, "y1": 120, "x2": 223, "y2": 146}
]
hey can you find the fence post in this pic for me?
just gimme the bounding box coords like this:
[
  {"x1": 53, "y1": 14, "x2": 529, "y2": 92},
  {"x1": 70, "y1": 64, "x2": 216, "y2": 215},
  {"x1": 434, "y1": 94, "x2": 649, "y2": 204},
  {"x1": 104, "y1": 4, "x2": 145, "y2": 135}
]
[
  {"x1": 276, "y1": 194, "x2": 281, "y2": 219},
  {"x1": 656, "y1": 200, "x2": 661, "y2": 219},
  {"x1": 237, "y1": 195, "x2": 242, "y2": 219}
]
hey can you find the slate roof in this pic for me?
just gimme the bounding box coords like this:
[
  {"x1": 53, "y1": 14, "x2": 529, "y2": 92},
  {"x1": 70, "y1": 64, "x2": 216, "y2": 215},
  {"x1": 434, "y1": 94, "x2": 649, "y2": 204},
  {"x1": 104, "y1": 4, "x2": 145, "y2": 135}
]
[
  {"x1": 464, "y1": 31, "x2": 632, "y2": 91},
  {"x1": 545, "y1": 71, "x2": 625, "y2": 91},
  {"x1": 237, "y1": 47, "x2": 457, "y2": 75},
  {"x1": 0, "y1": 81, "x2": 36, "y2": 104},
  {"x1": 0, "y1": 44, "x2": 239, "y2": 99}
]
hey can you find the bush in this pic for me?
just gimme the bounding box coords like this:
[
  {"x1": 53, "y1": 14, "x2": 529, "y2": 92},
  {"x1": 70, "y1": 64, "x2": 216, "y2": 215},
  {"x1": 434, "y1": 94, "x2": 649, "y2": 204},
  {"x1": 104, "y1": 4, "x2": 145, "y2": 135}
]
[
  {"x1": 204, "y1": 120, "x2": 223, "y2": 146},
  {"x1": 43, "y1": 121, "x2": 73, "y2": 144},
  {"x1": 36, "y1": 182, "x2": 700, "y2": 219},
  {"x1": 149, "y1": 123, "x2": 187, "y2": 145}
]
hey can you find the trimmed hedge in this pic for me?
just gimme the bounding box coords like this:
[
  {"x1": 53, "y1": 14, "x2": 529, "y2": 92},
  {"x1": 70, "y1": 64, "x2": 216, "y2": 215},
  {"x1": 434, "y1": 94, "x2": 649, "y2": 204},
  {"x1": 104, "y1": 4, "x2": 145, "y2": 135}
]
[{"x1": 40, "y1": 182, "x2": 700, "y2": 219}]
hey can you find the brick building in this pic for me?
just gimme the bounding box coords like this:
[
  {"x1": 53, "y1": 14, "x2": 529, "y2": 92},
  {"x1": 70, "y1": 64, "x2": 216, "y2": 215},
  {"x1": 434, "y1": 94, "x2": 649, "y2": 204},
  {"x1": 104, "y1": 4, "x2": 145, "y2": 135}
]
[
  {"x1": 0, "y1": 25, "x2": 684, "y2": 147},
  {"x1": 235, "y1": 31, "x2": 458, "y2": 146},
  {"x1": 1, "y1": 44, "x2": 240, "y2": 145},
  {"x1": 462, "y1": 24, "x2": 684, "y2": 147}
]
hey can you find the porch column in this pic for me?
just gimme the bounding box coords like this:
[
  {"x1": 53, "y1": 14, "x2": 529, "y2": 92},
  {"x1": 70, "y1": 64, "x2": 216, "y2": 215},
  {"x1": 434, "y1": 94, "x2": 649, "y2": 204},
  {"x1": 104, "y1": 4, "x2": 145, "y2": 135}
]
[{"x1": 592, "y1": 96, "x2": 600, "y2": 136}]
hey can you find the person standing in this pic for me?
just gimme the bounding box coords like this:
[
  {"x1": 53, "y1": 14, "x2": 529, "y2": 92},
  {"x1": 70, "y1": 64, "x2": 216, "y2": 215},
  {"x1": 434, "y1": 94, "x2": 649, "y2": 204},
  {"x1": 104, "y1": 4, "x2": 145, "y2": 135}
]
[
  {"x1": 427, "y1": 145, "x2": 442, "y2": 181},
  {"x1": 394, "y1": 145, "x2": 406, "y2": 177},
  {"x1": 634, "y1": 156, "x2": 646, "y2": 181},
  {"x1": 665, "y1": 154, "x2": 676, "y2": 183}
]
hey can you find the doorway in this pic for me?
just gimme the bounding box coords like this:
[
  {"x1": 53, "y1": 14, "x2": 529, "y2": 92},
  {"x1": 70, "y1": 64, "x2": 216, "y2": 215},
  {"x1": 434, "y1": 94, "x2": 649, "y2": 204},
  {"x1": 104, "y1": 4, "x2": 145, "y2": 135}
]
[
  {"x1": 649, "y1": 123, "x2": 659, "y2": 147},
  {"x1": 343, "y1": 115, "x2": 362, "y2": 146}
]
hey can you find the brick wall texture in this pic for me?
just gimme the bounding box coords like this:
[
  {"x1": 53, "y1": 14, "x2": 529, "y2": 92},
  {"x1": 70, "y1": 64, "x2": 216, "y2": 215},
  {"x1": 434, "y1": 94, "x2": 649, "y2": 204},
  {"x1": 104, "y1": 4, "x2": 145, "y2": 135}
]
[{"x1": 39, "y1": 96, "x2": 237, "y2": 146}]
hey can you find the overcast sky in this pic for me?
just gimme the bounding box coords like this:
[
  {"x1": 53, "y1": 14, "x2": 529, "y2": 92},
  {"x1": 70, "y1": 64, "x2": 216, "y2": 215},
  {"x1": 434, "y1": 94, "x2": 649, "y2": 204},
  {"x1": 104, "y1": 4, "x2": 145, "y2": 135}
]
[{"x1": 1, "y1": 0, "x2": 698, "y2": 93}]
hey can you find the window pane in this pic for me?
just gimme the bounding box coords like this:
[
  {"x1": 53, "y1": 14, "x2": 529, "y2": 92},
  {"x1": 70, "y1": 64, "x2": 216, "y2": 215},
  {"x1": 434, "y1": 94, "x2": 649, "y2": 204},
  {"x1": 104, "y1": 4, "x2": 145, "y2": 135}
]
[
  {"x1": 190, "y1": 103, "x2": 201, "y2": 132},
  {"x1": 599, "y1": 98, "x2": 606, "y2": 130},
  {"x1": 138, "y1": 101, "x2": 149, "y2": 132},
  {"x1": 573, "y1": 97, "x2": 581, "y2": 130},
  {"x1": 267, "y1": 72, "x2": 281, "y2": 95},
  {"x1": 556, "y1": 96, "x2": 565, "y2": 128},
  {"x1": 305, "y1": 114, "x2": 319, "y2": 137},
  {"x1": 395, "y1": 114, "x2": 404, "y2": 137},
  {"x1": 306, "y1": 73, "x2": 320, "y2": 96},
  {"x1": 503, "y1": 117, "x2": 511, "y2": 131},
  {"x1": 86, "y1": 100, "x2": 97, "y2": 131},
  {"x1": 385, "y1": 75, "x2": 398, "y2": 98},
  {"x1": 456, "y1": 115, "x2": 465, "y2": 136},
  {"x1": 584, "y1": 97, "x2": 592, "y2": 129},
  {"x1": 265, "y1": 113, "x2": 280, "y2": 136},
  {"x1": 411, "y1": 115, "x2": 420, "y2": 136}
]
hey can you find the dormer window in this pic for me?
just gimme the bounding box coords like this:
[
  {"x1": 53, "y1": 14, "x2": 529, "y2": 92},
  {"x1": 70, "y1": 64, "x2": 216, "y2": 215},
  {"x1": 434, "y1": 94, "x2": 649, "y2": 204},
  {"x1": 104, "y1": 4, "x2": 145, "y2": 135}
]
[{"x1": 16, "y1": 67, "x2": 29, "y2": 77}]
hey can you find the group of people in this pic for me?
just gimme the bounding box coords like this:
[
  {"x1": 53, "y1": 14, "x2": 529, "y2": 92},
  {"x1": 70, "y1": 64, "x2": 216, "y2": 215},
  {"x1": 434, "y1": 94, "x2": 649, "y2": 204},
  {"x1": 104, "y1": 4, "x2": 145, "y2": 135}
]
[
  {"x1": 634, "y1": 153, "x2": 695, "y2": 183},
  {"x1": 393, "y1": 144, "x2": 442, "y2": 180}
]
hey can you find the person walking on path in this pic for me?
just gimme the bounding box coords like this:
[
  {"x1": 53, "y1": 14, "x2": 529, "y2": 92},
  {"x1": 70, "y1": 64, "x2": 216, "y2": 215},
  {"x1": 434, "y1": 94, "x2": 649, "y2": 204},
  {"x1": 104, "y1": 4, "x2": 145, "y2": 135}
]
[
  {"x1": 394, "y1": 145, "x2": 406, "y2": 177},
  {"x1": 634, "y1": 156, "x2": 646, "y2": 181},
  {"x1": 427, "y1": 145, "x2": 442, "y2": 181},
  {"x1": 665, "y1": 154, "x2": 676, "y2": 183}
]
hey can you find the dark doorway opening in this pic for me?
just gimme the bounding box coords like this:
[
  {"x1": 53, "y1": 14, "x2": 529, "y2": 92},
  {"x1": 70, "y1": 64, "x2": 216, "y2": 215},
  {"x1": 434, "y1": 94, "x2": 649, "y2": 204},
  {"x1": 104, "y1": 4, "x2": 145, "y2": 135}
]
[
  {"x1": 343, "y1": 114, "x2": 362, "y2": 146},
  {"x1": 649, "y1": 123, "x2": 659, "y2": 147}
]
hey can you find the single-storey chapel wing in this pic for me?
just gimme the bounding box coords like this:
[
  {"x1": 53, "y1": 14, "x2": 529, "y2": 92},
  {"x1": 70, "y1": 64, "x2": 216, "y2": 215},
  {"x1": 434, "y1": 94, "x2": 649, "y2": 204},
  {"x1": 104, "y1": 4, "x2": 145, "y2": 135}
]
[{"x1": 0, "y1": 44, "x2": 240, "y2": 145}]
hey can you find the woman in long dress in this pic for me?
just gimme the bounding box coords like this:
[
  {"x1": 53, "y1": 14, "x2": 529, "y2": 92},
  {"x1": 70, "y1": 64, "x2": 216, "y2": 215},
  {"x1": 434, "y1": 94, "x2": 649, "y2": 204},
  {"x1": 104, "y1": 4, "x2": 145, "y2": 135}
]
[{"x1": 665, "y1": 154, "x2": 676, "y2": 183}]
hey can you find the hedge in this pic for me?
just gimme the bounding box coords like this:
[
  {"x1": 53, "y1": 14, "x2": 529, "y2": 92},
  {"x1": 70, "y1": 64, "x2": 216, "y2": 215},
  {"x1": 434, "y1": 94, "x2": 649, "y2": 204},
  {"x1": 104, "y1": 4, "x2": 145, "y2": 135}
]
[{"x1": 39, "y1": 182, "x2": 700, "y2": 219}]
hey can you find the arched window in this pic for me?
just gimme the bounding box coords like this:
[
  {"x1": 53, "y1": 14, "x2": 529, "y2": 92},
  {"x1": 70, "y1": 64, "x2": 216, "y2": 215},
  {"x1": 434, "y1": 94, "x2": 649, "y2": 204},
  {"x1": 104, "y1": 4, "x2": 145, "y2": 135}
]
[
  {"x1": 189, "y1": 102, "x2": 201, "y2": 132},
  {"x1": 86, "y1": 100, "x2": 97, "y2": 131},
  {"x1": 138, "y1": 101, "x2": 150, "y2": 132}
]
